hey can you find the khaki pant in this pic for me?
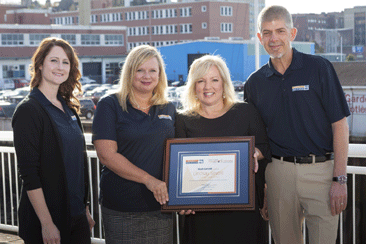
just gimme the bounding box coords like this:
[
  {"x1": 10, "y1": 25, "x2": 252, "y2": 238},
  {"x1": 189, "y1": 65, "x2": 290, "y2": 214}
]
[{"x1": 266, "y1": 158, "x2": 339, "y2": 244}]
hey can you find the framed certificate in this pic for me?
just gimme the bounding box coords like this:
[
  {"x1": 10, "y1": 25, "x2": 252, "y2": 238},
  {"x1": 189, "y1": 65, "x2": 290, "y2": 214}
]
[{"x1": 162, "y1": 136, "x2": 255, "y2": 212}]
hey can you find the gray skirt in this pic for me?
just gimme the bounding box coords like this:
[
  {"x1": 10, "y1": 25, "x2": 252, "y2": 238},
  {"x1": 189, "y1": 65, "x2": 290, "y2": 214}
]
[{"x1": 102, "y1": 206, "x2": 173, "y2": 244}]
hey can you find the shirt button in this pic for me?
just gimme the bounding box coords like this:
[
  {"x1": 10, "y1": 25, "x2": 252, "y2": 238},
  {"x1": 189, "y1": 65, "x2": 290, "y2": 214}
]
[{"x1": 282, "y1": 77, "x2": 285, "y2": 80}]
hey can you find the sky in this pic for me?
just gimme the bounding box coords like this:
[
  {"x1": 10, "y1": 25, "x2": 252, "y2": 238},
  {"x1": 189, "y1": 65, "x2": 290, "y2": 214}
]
[
  {"x1": 1, "y1": 0, "x2": 366, "y2": 14},
  {"x1": 263, "y1": 0, "x2": 365, "y2": 14}
]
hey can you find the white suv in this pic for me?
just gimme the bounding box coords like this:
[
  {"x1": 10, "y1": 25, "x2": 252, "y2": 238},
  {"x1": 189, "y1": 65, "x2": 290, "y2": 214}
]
[
  {"x1": 0, "y1": 79, "x2": 15, "y2": 90},
  {"x1": 79, "y1": 77, "x2": 96, "y2": 84}
]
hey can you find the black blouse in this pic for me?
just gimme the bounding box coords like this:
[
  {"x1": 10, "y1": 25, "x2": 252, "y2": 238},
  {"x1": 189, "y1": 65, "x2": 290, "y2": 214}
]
[{"x1": 175, "y1": 102, "x2": 271, "y2": 161}]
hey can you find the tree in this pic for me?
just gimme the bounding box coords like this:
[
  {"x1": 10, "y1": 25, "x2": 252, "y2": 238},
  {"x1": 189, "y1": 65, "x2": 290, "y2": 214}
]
[
  {"x1": 314, "y1": 41, "x2": 324, "y2": 54},
  {"x1": 346, "y1": 54, "x2": 356, "y2": 62}
]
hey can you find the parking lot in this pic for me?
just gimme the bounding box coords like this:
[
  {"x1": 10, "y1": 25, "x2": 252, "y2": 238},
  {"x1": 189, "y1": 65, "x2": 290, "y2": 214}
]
[{"x1": 0, "y1": 79, "x2": 246, "y2": 120}]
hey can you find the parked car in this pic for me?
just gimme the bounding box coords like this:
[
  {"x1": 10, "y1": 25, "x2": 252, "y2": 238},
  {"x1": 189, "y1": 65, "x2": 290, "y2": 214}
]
[
  {"x1": 84, "y1": 87, "x2": 110, "y2": 104},
  {"x1": 170, "y1": 80, "x2": 186, "y2": 87},
  {"x1": 174, "y1": 85, "x2": 186, "y2": 99},
  {"x1": 0, "y1": 102, "x2": 17, "y2": 118},
  {"x1": 81, "y1": 83, "x2": 100, "y2": 95},
  {"x1": 167, "y1": 90, "x2": 179, "y2": 100},
  {"x1": 13, "y1": 79, "x2": 30, "y2": 89},
  {"x1": 3, "y1": 88, "x2": 29, "y2": 104},
  {"x1": 106, "y1": 75, "x2": 120, "y2": 84},
  {"x1": 79, "y1": 76, "x2": 97, "y2": 85},
  {"x1": 236, "y1": 91, "x2": 244, "y2": 101},
  {"x1": 79, "y1": 98, "x2": 96, "y2": 119},
  {"x1": 0, "y1": 79, "x2": 15, "y2": 90},
  {"x1": 232, "y1": 80, "x2": 245, "y2": 91}
]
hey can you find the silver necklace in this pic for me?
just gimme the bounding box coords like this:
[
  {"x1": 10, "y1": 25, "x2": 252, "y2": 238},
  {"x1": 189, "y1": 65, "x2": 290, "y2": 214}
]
[
  {"x1": 131, "y1": 99, "x2": 151, "y2": 110},
  {"x1": 135, "y1": 103, "x2": 151, "y2": 110},
  {"x1": 130, "y1": 92, "x2": 152, "y2": 110}
]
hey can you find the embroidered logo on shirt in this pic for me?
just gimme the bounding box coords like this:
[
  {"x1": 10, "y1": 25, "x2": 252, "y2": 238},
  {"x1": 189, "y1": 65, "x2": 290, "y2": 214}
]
[
  {"x1": 292, "y1": 85, "x2": 309, "y2": 92},
  {"x1": 71, "y1": 115, "x2": 77, "y2": 121},
  {"x1": 158, "y1": 114, "x2": 172, "y2": 120}
]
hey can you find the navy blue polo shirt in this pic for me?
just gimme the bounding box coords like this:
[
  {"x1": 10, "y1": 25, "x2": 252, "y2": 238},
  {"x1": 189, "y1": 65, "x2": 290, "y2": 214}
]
[
  {"x1": 244, "y1": 48, "x2": 350, "y2": 157},
  {"x1": 92, "y1": 94, "x2": 175, "y2": 212},
  {"x1": 31, "y1": 87, "x2": 85, "y2": 216}
]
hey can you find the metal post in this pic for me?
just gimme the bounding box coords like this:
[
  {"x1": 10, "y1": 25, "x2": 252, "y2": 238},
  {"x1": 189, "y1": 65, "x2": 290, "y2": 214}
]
[
  {"x1": 176, "y1": 212, "x2": 180, "y2": 244},
  {"x1": 254, "y1": 0, "x2": 260, "y2": 70}
]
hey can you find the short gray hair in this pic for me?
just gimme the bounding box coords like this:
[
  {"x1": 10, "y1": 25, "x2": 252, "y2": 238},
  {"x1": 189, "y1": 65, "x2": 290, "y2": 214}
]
[{"x1": 257, "y1": 5, "x2": 293, "y2": 32}]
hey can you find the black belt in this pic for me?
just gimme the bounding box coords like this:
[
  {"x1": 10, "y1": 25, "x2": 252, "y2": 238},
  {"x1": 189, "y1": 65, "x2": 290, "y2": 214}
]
[{"x1": 272, "y1": 153, "x2": 334, "y2": 164}]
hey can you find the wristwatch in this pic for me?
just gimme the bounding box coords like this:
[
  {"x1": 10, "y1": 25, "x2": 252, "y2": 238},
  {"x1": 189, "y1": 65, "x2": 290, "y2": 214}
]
[{"x1": 333, "y1": 175, "x2": 347, "y2": 185}]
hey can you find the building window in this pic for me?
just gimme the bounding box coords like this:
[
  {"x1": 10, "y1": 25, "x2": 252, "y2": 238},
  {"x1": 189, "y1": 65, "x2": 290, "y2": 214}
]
[
  {"x1": 180, "y1": 23, "x2": 192, "y2": 34},
  {"x1": 106, "y1": 62, "x2": 120, "y2": 82},
  {"x1": 202, "y1": 22, "x2": 207, "y2": 29},
  {"x1": 90, "y1": 15, "x2": 98, "y2": 23},
  {"x1": 2, "y1": 64, "x2": 26, "y2": 78},
  {"x1": 29, "y1": 34, "x2": 51, "y2": 45},
  {"x1": 105, "y1": 35, "x2": 124, "y2": 46},
  {"x1": 165, "y1": 8, "x2": 176, "y2": 18},
  {"x1": 81, "y1": 34, "x2": 100, "y2": 45},
  {"x1": 220, "y1": 23, "x2": 233, "y2": 33},
  {"x1": 180, "y1": 7, "x2": 192, "y2": 17},
  {"x1": 125, "y1": 12, "x2": 136, "y2": 21},
  {"x1": 1, "y1": 33, "x2": 24, "y2": 45},
  {"x1": 152, "y1": 24, "x2": 178, "y2": 35},
  {"x1": 220, "y1": 6, "x2": 232, "y2": 16},
  {"x1": 61, "y1": 34, "x2": 76, "y2": 45},
  {"x1": 201, "y1": 6, "x2": 207, "y2": 12},
  {"x1": 128, "y1": 26, "x2": 149, "y2": 36}
]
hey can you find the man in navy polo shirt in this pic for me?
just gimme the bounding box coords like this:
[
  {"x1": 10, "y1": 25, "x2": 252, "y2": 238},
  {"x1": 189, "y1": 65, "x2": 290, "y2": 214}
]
[{"x1": 244, "y1": 5, "x2": 350, "y2": 244}]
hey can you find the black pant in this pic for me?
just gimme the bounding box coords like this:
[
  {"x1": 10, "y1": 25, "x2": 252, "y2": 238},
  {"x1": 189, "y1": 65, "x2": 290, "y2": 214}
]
[
  {"x1": 24, "y1": 213, "x2": 91, "y2": 244},
  {"x1": 70, "y1": 213, "x2": 91, "y2": 244}
]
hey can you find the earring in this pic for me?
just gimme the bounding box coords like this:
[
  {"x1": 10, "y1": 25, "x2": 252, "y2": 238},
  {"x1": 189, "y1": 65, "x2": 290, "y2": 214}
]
[
  {"x1": 223, "y1": 93, "x2": 226, "y2": 99},
  {"x1": 195, "y1": 95, "x2": 198, "y2": 100}
]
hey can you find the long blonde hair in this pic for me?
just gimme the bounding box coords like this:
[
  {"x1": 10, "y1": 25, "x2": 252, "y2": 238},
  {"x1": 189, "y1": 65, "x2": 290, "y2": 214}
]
[
  {"x1": 182, "y1": 55, "x2": 237, "y2": 115},
  {"x1": 116, "y1": 45, "x2": 169, "y2": 111}
]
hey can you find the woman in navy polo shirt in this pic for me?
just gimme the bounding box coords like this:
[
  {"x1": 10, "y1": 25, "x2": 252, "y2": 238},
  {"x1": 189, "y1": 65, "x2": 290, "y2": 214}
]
[
  {"x1": 12, "y1": 37, "x2": 94, "y2": 243},
  {"x1": 92, "y1": 45, "x2": 175, "y2": 243}
]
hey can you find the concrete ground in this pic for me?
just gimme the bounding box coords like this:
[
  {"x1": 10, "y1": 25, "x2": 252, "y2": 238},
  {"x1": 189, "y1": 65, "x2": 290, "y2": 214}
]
[{"x1": 0, "y1": 232, "x2": 24, "y2": 244}]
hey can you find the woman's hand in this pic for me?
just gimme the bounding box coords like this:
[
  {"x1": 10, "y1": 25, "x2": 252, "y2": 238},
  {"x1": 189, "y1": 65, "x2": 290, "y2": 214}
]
[
  {"x1": 41, "y1": 222, "x2": 60, "y2": 244},
  {"x1": 26, "y1": 189, "x2": 61, "y2": 244},
  {"x1": 178, "y1": 210, "x2": 195, "y2": 215},
  {"x1": 95, "y1": 140, "x2": 170, "y2": 205},
  {"x1": 86, "y1": 206, "x2": 95, "y2": 232},
  {"x1": 253, "y1": 148, "x2": 260, "y2": 173},
  {"x1": 144, "y1": 176, "x2": 169, "y2": 205}
]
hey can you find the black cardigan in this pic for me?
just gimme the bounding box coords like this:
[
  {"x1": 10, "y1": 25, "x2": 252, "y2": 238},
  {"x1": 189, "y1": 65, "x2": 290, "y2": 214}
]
[{"x1": 12, "y1": 94, "x2": 90, "y2": 243}]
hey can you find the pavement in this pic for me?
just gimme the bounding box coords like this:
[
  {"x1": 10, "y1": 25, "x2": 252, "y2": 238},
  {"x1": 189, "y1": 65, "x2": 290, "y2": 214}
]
[{"x1": 0, "y1": 232, "x2": 23, "y2": 244}]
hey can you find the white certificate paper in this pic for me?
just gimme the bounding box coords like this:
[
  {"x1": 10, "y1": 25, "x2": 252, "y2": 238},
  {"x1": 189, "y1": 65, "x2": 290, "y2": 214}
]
[{"x1": 181, "y1": 153, "x2": 237, "y2": 194}]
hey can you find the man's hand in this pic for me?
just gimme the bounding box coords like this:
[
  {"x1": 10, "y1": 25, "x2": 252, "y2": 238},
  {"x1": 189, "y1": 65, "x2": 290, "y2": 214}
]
[
  {"x1": 329, "y1": 182, "x2": 347, "y2": 216},
  {"x1": 86, "y1": 206, "x2": 95, "y2": 232},
  {"x1": 260, "y1": 184, "x2": 269, "y2": 221}
]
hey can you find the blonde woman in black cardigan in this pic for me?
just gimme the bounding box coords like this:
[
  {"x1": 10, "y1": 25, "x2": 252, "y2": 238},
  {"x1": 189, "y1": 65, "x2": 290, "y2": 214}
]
[{"x1": 12, "y1": 37, "x2": 94, "y2": 244}]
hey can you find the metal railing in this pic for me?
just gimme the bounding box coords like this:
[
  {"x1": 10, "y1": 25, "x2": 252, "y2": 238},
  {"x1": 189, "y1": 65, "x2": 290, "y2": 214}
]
[{"x1": 0, "y1": 132, "x2": 365, "y2": 244}]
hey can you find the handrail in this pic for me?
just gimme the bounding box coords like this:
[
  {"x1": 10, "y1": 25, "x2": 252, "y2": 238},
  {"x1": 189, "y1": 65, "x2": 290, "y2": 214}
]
[
  {"x1": 1, "y1": 131, "x2": 365, "y2": 157},
  {"x1": 0, "y1": 132, "x2": 365, "y2": 244}
]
